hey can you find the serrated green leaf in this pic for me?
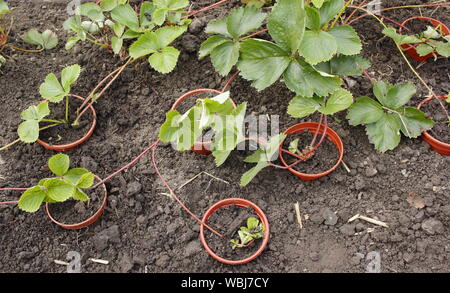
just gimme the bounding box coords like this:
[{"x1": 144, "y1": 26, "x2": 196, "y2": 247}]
[
  {"x1": 41, "y1": 30, "x2": 58, "y2": 49},
  {"x1": 73, "y1": 189, "x2": 90, "y2": 201},
  {"x1": 18, "y1": 120, "x2": 39, "y2": 143},
  {"x1": 288, "y1": 95, "x2": 322, "y2": 118},
  {"x1": 22, "y1": 29, "x2": 43, "y2": 46},
  {"x1": 152, "y1": 8, "x2": 168, "y2": 26},
  {"x1": 48, "y1": 154, "x2": 70, "y2": 176},
  {"x1": 227, "y1": 6, "x2": 266, "y2": 39},
  {"x1": 129, "y1": 31, "x2": 158, "y2": 58},
  {"x1": 63, "y1": 15, "x2": 82, "y2": 31},
  {"x1": 398, "y1": 107, "x2": 435, "y2": 138},
  {"x1": 316, "y1": 55, "x2": 371, "y2": 77},
  {"x1": 382, "y1": 27, "x2": 422, "y2": 45},
  {"x1": 436, "y1": 41, "x2": 450, "y2": 57},
  {"x1": 111, "y1": 4, "x2": 139, "y2": 31},
  {"x1": 247, "y1": 217, "x2": 260, "y2": 230},
  {"x1": 416, "y1": 43, "x2": 434, "y2": 57},
  {"x1": 210, "y1": 41, "x2": 240, "y2": 76},
  {"x1": 99, "y1": 0, "x2": 120, "y2": 12},
  {"x1": 111, "y1": 36, "x2": 123, "y2": 54},
  {"x1": 328, "y1": 25, "x2": 361, "y2": 55},
  {"x1": 43, "y1": 178, "x2": 75, "y2": 202},
  {"x1": 18, "y1": 186, "x2": 46, "y2": 213},
  {"x1": 159, "y1": 110, "x2": 183, "y2": 142},
  {"x1": 199, "y1": 35, "x2": 229, "y2": 58},
  {"x1": 77, "y1": 172, "x2": 95, "y2": 189},
  {"x1": 288, "y1": 138, "x2": 300, "y2": 154},
  {"x1": 155, "y1": 25, "x2": 187, "y2": 48},
  {"x1": 366, "y1": 113, "x2": 401, "y2": 152},
  {"x1": 64, "y1": 168, "x2": 90, "y2": 185},
  {"x1": 39, "y1": 73, "x2": 66, "y2": 102},
  {"x1": 373, "y1": 81, "x2": 416, "y2": 109},
  {"x1": 238, "y1": 39, "x2": 290, "y2": 91},
  {"x1": 346, "y1": 96, "x2": 384, "y2": 125},
  {"x1": 284, "y1": 58, "x2": 342, "y2": 97},
  {"x1": 305, "y1": 6, "x2": 321, "y2": 30},
  {"x1": 79, "y1": 2, "x2": 105, "y2": 22},
  {"x1": 319, "y1": 88, "x2": 353, "y2": 115},
  {"x1": 149, "y1": 46, "x2": 180, "y2": 74},
  {"x1": 21, "y1": 102, "x2": 49, "y2": 121},
  {"x1": 319, "y1": 0, "x2": 344, "y2": 27},
  {"x1": 140, "y1": 1, "x2": 156, "y2": 28},
  {"x1": 0, "y1": 0, "x2": 10, "y2": 15},
  {"x1": 65, "y1": 36, "x2": 80, "y2": 50},
  {"x1": 311, "y1": 0, "x2": 325, "y2": 8},
  {"x1": 61, "y1": 64, "x2": 81, "y2": 92},
  {"x1": 205, "y1": 17, "x2": 232, "y2": 38},
  {"x1": 240, "y1": 161, "x2": 269, "y2": 187},
  {"x1": 154, "y1": 0, "x2": 189, "y2": 10},
  {"x1": 268, "y1": 0, "x2": 306, "y2": 54},
  {"x1": 299, "y1": 30, "x2": 337, "y2": 65}
]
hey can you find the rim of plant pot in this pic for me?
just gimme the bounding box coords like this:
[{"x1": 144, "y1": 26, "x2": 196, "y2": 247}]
[
  {"x1": 279, "y1": 122, "x2": 344, "y2": 181},
  {"x1": 417, "y1": 96, "x2": 450, "y2": 156},
  {"x1": 45, "y1": 175, "x2": 107, "y2": 230},
  {"x1": 200, "y1": 198, "x2": 270, "y2": 265},
  {"x1": 36, "y1": 95, "x2": 97, "y2": 152},
  {"x1": 399, "y1": 16, "x2": 450, "y2": 62},
  {"x1": 171, "y1": 88, "x2": 237, "y2": 155}
]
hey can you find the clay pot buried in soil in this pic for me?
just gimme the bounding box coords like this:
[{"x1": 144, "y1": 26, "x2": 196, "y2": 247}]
[
  {"x1": 399, "y1": 17, "x2": 450, "y2": 62},
  {"x1": 45, "y1": 175, "x2": 107, "y2": 230},
  {"x1": 279, "y1": 122, "x2": 344, "y2": 181},
  {"x1": 417, "y1": 96, "x2": 450, "y2": 156},
  {"x1": 200, "y1": 198, "x2": 270, "y2": 265},
  {"x1": 171, "y1": 88, "x2": 237, "y2": 155},
  {"x1": 36, "y1": 96, "x2": 97, "y2": 152}
]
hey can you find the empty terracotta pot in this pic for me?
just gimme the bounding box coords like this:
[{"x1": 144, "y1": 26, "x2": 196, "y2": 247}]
[{"x1": 417, "y1": 96, "x2": 450, "y2": 156}]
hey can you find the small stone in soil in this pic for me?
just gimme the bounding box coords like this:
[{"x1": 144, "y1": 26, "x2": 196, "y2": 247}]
[
  {"x1": 365, "y1": 167, "x2": 378, "y2": 178},
  {"x1": 340, "y1": 224, "x2": 356, "y2": 236},
  {"x1": 127, "y1": 181, "x2": 142, "y2": 196},
  {"x1": 421, "y1": 218, "x2": 444, "y2": 235},
  {"x1": 321, "y1": 208, "x2": 338, "y2": 226}
]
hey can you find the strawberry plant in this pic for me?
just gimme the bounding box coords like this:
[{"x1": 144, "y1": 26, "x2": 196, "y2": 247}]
[
  {"x1": 64, "y1": 0, "x2": 190, "y2": 73},
  {"x1": 383, "y1": 26, "x2": 450, "y2": 59},
  {"x1": 0, "y1": 0, "x2": 58, "y2": 68},
  {"x1": 17, "y1": 64, "x2": 82, "y2": 143},
  {"x1": 346, "y1": 81, "x2": 435, "y2": 152},
  {"x1": 230, "y1": 217, "x2": 264, "y2": 249},
  {"x1": 18, "y1": 154, "x2": 95, "y2": 213}
]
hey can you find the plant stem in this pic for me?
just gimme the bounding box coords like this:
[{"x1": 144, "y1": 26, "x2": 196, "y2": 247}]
[
  {"x1": 3, "y1": 43, "x2": 44, "y2": 53},
  {"x1": 330, "y1": 0, "x2": 354, "y2": 29},
  {"x1": 41, "y1": 119, "x2": 65, "y2": 124},
  {"x1": 65, "y1": 95, "x2": 69, "y2": 123},
  {"x1": 86, "y1": 37, "x2": 110, "y2": 49},
  {"x1": 238, "y1": 28, "x2": 269, "y2": 41},
  {"x1": 74, "y1": 58, "x2": 134, "y2": 125},
  {"x1": 186, "y1": 0, "x2": 232, "y2": 18}
]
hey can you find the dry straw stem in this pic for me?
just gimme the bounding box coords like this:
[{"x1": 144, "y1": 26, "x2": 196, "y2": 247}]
[
  {"x1": 294, "y1": 202, "x2": 303, "y2": 229},
  {"x1": 348, "y1": 214, "x2": 389, "y2": 228}
]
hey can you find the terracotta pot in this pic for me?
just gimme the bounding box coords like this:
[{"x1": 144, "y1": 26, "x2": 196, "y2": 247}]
[
  {"x1": 171, "y1": 88, "x2": 237, "y2": 155},
  {"x1": 200, "y1": 198, "x2": 270, "y2": 265},
  {"x1": 37, "y1": 96, "x2": 97, "y2": 152},
  {"x1": 279, "y1": 122, "x2": 344, "y2": 181},
  {"x1": 417, "y1": 96, "x2": 450, "y2": 156},
  {"x1": 45, "y1": 175, "x2": 107, "y2": 230},
  {"x1": 399, "y1": 17, "x2": 450, "y2": 62}
]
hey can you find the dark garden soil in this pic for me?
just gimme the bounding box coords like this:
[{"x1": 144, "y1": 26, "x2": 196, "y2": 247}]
[
  {"x1": 0, "y1": 0, "x2": 449, "y2": 273},
  {"x1": 39, "y1": 97, "x2": 93, "y2": 145},
  {"x1": 421, "y1": 98, "x2": 450, "y2": 144},
  {"x1": 282, "y1": 130, "x2": 339, "y2": 174},
  {"x1": 204, "y1": 205, "x2": 261, "y2": 261}
]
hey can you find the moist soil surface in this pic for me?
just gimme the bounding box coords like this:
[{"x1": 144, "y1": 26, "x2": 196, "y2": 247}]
[
  {"x1": 39, "y1": 97, "x2": 93, "y2": 145},
  {"x1": 0, "y1": 0, "x2": 449, "y2": 273}
]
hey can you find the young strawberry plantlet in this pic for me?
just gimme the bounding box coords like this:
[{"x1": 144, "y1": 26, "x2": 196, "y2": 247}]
[
  {"x1": 230, "y1": 217, "x2": 264, "y2": 249},
  {"x1": 346, "y1": 81, "x2": 435, "y2": 152},
  {"x1": 64, "y1": 1, "x2": 190, "y2": 73},
  {"x1": 383, "y1": 25, "x2": 450, "y2": 60},
  {"x1": 0, "y1": 0, "x2": 58, "y2": 67},
  {"x1": 18, "y1": 154, "x2": 94, "y2": 213}
]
